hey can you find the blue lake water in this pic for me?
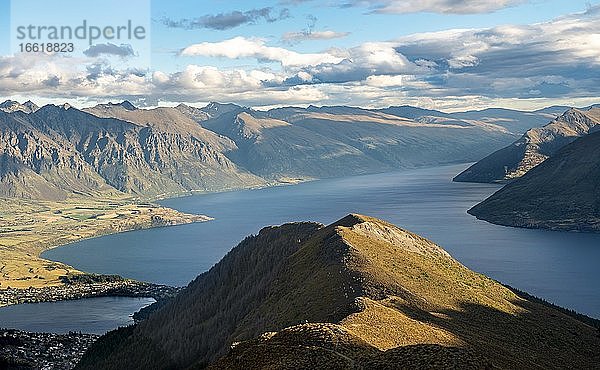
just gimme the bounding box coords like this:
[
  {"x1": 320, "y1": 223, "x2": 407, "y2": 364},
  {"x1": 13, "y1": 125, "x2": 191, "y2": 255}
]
[
  {"x1": 0, "y1": 297, "x2": 155, "y2": 334},
  {"x1": 27, "y1": 162, "x2": 600, "y2": 323}
]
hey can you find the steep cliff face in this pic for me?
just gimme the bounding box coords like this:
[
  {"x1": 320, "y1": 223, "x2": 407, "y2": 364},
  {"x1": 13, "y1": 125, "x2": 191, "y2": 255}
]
[
  {"x1": 454, "y1": 107, "x2": 600, "y2": 183},
  {"x1": 0, "y1": 104, "x2": 265, "y2": 200},
  {"x1": 71, "y1": 103, "x2": 265, "y2": 196},
  {"x1": 469, "y1": 130, "x2": 600, "y2": 232},
  {"x1": 0, "y1": 111, "x2": 113, "y2": 200},
  {"x1": 77, "y1": 215, "x2": 600, "y2": 370}
]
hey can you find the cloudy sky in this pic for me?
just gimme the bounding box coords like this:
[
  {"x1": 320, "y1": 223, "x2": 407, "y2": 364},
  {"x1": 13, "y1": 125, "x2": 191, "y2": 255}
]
[{"x1": 0, "y1": 0, "x2": 598, "y2": 111}]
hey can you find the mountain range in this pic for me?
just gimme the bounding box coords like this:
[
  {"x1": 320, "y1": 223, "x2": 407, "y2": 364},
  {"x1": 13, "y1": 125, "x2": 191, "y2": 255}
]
[
  {"x1": 0, "y1": 103, "x2": 262, "y2": 200},
  {"x1": 0, "y1": 100, "x2": 564, "y2": 201},
  {"x1": 454, "y1": 106, "x2": 600, "y2": 183},
  {"x1": 468, "y1": 130, "x2": 600, "y2": 232},
  {"x1": 76, "y1": 214, "x2": 600, "y2": 369},
  {"x1": 0, "y1": 100, "x2": 39, "y2": 114}
]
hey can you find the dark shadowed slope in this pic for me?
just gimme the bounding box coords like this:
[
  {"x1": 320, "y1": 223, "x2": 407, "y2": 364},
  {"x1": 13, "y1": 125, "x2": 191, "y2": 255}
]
[
  {"x1": 454, "y1": 107, "x2": 600, "y2": 183},
  {"x1": 77, "y1": 215, "x2": 600, "y2": 370},
  {"x1": 469, "y1": 130, "x2": 600, "y2": 232}
]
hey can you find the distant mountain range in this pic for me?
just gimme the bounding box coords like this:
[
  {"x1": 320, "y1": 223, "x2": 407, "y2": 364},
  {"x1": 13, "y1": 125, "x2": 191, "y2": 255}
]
[
  {"x1": 0, "y1": 100, "x2": 564, "y2": 200},
  {"x1": 469, "y1": 130, "x2": 600, "y2": 232},
  {"x1": 76, "y1": 214, "x2": 600, "y2": 369},
  {"x1": 454, "y1": 106, "x2": 600, "y2": 183},
  {"x1": 0, "y1": 100, "x2": 39, "y2": 114}
]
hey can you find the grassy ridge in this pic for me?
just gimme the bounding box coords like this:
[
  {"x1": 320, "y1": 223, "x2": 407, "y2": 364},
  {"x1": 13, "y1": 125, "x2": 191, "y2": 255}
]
[{"x1": 77, "y1": 215, "x2": 600, "y2": 369}]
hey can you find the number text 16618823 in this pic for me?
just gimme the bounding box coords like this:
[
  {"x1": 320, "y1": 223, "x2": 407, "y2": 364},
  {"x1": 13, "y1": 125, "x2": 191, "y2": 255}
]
[{"x1": 19, "y1": 43, "x2": 75, "y2": 53}]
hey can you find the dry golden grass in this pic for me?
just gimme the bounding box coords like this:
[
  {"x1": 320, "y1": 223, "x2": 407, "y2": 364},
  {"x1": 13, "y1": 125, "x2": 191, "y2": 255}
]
[
  {"x1": 338, "y1": 216, "x2": 522, "y2": 315},
  {"x1": 330, "y1": 215, "x2": 599, "y2": 369},
  {"x1": 0, "y1": 196, "x2": 209, "y2": 291},
  {"x1": 210, "y1": 214, "x2": 600, "y2": 369},
  {"x1": 341, "y1": 297, "x2": 462, "y2": 350},
  {"x1": 215, "y1": 214, "x2": 600, "y2": 369}
]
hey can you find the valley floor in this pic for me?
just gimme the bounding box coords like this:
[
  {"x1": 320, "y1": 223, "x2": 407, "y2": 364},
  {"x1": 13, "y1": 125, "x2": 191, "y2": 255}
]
[{"x1": 0, "y1": 196, "x2": 209, "y2": 300}]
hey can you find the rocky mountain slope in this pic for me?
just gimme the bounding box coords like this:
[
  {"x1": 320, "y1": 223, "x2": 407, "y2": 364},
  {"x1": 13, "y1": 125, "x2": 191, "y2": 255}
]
[
  {"x1": 0, "y1": 102, "x2": 264, "y2": 200},
  {"x1": 76, "y1": 215, "x2": 600, "y2": 369},
  {"x1": 0, "y1": 100, "x2": 39, "y2": 114},
  {"x1": 468, "y1": 131, "x2": 600, "y2": 232},
  {"x1": 201, "y1": 108, "x2": 387, "y2": 179},
  {"x1": 87, "y1": 101, "x2": 562, "y2": 182},
  {"x1": 454, "y1": 106, "x2": 600, "y2": 183},
  {"x1": 0, "y1": 110, "x2": 115, "y2": 200}
]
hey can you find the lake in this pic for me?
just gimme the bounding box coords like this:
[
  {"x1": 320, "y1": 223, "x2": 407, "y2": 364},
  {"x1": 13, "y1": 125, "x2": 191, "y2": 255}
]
[
  {"x1": 3, "y1": 163, "x2": 597, "y2": 333},
  {"x1": 0, "y1": 297, "x2": 155, "y2": 334}
]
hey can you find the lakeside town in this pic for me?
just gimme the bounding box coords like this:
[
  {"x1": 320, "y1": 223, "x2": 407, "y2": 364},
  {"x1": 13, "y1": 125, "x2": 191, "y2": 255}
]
[
  {"x1": 0, "y1": 275, "x2": 181, "y2": 368},
  {"x1": 0, "y1": 329, "x2": 99, "y2": 370},
  {"x1": 0, "y1": 277, "x2": 181, "y2": 307},
  {"x1": 0, "y1": 196, "x2": 203, "y2": 369}
]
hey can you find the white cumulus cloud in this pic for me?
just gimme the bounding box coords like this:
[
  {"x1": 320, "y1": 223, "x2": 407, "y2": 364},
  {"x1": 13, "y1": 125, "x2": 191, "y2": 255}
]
[{"x1": 180, "y1": 37, "x2": 343, "y2": 67}]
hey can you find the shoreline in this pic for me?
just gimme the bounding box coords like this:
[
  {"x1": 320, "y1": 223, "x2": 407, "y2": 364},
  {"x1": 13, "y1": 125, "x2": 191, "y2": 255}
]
[
  {"x1": 0, "y1": 278, "x2": 181, "y2": 308},
  {"x1": 0, "y1": 197, "x2": 211, "y2": 297},
  {"x1": 149, "y1": 177, "x2": 315, "y2": 203},
  {"x1": 38, "y1": 213, "x2": 214, "y2": 264},
  {"x1": 1, "y1": 176, "x2": 330, "y2": 308},
  {"x1": 467, "y1": 209, "x2": 600, "y2": 233},
  {"x1": 38, "y1": 205, "x2": 213, "y2": 260}
]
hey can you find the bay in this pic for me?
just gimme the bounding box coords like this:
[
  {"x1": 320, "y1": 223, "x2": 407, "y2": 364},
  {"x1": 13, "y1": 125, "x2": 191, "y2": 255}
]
[
  {"x1": 41, "y1": 163, "x2": 600, "y2": 319},
  {"x1": 0, "y1": 297, "x2": 155, "y2": 334}
]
